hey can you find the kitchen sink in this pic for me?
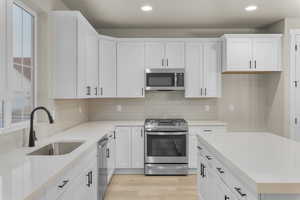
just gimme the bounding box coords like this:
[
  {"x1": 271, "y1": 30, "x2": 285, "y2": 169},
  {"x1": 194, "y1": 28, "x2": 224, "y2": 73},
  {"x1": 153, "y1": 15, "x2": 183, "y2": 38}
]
[{"x1": 28, "y1": 141, "x2": 84, "y2": 156}]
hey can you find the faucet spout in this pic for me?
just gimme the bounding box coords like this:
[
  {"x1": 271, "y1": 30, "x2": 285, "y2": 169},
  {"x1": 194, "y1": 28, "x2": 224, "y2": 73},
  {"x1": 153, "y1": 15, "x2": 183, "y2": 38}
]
[{"x1": 29, "y1": 107, "x2": 54, "y2": 147}]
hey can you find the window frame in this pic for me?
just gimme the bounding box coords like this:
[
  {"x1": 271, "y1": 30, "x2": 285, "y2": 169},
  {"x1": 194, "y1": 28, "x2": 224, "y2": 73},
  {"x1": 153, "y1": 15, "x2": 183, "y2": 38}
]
[{"x1": 0, "y1": 0, "x2": 37, "y2": 134}]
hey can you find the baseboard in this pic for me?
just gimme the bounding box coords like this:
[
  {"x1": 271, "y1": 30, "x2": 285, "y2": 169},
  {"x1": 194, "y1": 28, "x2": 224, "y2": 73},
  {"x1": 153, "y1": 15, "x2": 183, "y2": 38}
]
[
  {"x1": 115, "y1": 168, "x2": 144, "y2": 174},
  {"x1": 114, "y1": 168, "x2": 197, "y2": 175}
]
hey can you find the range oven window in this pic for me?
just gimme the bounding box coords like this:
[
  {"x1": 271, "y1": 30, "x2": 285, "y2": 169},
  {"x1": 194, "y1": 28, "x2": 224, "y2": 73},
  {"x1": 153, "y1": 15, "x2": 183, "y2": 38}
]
[
  {"x1": 146, "y1": 73, "x2": 175, "y2": 87},
  {"x1": 147, "y1": 134, "x2": 186, "y2": 157}
]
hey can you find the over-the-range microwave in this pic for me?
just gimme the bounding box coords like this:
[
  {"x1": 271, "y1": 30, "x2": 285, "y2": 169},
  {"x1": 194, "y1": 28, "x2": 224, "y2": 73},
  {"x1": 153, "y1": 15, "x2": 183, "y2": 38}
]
[{"x1": 145, "y1": 68, "x2": 185, "y2": 91}]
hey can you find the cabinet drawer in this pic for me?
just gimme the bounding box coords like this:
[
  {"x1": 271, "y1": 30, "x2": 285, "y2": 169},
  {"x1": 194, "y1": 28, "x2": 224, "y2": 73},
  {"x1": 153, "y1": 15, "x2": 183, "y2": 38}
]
[
  {"x1": 189, "y1": 126, "x2": 227, "y2": 136},
  {"x1": 46, "y1": 146, "x2": 97, "y2": 199},
  {"x1": 46, "y1": 170, "x2": 74, "y2": 200}
]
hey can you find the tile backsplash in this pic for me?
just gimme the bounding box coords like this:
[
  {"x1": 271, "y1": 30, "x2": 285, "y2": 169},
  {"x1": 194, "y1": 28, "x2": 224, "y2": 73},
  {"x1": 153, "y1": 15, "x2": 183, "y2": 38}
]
[{"x1": 88, "y1": 91, "x2": 218, "y2": 120}]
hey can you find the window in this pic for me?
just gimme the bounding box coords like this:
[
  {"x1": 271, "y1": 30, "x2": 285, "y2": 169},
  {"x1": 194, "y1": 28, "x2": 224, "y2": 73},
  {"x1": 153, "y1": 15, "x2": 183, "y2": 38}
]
[
  {"x1": 0, "y1": 1, "x2": 36, "y2": 132},
  {"x1": 11, "y1": 3, "x2": 35, "y2": 124}
]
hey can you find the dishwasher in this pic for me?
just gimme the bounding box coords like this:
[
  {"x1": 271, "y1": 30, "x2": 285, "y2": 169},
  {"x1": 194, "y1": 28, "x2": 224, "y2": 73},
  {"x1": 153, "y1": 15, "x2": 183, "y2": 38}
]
[{"x1": 98, "y1": 136, "x2": 108, "y2": 200}]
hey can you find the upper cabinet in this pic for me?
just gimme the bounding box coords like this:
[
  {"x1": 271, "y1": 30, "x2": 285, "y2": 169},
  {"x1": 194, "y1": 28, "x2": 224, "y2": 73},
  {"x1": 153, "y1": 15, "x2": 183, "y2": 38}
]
[
  {"x1": 117, "y1": 41, "x2": 145, "y2": 98},
  {"x1": 50, "y1": 11, "x2": 99, "y2": 99},
  {"x1": 221, "y1": 34, "x2": 282, "y2": 73},
  {"x1": 185, "y1": 40, "x2": 221, "y2": 98},
  {"x1": 145, "y1": 41, "x2": 185, "y2": 68},
  {"x1": 98, "y1": 37, "x2": 117, "y2": 98}
]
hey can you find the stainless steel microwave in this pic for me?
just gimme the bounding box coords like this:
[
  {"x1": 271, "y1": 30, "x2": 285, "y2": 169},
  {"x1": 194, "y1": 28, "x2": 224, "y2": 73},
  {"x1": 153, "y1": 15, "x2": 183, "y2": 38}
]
[{"x1": 145, "y1": 68, "x2": 185, "y2": 91}]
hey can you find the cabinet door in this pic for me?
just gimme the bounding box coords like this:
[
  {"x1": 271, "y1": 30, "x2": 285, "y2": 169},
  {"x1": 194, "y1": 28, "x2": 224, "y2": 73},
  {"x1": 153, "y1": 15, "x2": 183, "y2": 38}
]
[
  {"x1": 115, "y1": 127, "x2": 131, "y2": 168},
  {"x1": 165, "y1": 42, "x2": 185, "y2": 68},
  {"x1": 107, "y1": 135, "x2": 116, "y2": 183},
  {"x1": 86, "y1": 160, "x2": 98, "y2": 200},
  {"x1": 131, "y1": 127, "x2": 144, "y2": 168},
  {"x1": 77, "y1": 14, "x2": 88, "y2": 98},
  {"x1": 85, "y1": 28, "x2": 99, "y2": 98},
  {"x1": 117, "y1": 42, "x2": 145, "y2": 98},
  {"x1": 253, "y1": 38, "x2": 280, "y2": 71},
  {"x1": 189, "y1": 135, "x2": 198, "y2": 169},
  {"x1": 203, "y1": 42, "x2": 221, "y2": 97},
  {"x1": 185, "y1": 43, "x2": 204, "y2": 98},
  {"x1": 215, "y1": 178, "x2": 238, "y2": 200},
  {"x1": 145, "y1": 42, "x2": 165, "y2": 68},
  {"x1": 226, "y1": 38, "x2": 252, "y2": 71},
  {"x1": 99, "y1": 39, "x2": 117, "y2": 97}
]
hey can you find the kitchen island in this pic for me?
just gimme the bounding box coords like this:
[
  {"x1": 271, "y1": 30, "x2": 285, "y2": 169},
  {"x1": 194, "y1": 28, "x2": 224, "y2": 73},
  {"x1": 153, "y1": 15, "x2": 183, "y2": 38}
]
[{"x1": 197, "y1": 132, "x2": 300, "y2": 200}]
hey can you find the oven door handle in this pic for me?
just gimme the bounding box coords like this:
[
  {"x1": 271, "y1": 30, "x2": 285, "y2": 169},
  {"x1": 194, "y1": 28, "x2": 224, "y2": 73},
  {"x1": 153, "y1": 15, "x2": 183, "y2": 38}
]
[{"x1": 146, "y1": 132, "x2": 188, "y2": 136}]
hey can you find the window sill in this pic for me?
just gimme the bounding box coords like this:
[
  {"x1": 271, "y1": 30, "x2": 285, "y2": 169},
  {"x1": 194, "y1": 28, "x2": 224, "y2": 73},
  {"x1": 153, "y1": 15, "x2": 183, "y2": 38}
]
[{"x1": 0, "y1": 121, "x2": 30, "y2": 135}]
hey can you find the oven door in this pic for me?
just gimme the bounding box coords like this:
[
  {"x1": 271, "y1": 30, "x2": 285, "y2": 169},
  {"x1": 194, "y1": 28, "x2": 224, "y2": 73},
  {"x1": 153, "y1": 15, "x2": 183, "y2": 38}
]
[{"x1": 145, "y1": 132, "x2": 188, "y2": 164}]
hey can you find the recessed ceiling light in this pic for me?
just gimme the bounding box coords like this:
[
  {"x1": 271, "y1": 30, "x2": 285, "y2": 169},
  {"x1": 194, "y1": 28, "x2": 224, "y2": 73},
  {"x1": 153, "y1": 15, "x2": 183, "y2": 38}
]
[
  {"x1": 245, "y1": 5, "x2": 258, "y2": 12},
  {"x1": 141, "y1": 5, "x2": 153, "y2": 12}
]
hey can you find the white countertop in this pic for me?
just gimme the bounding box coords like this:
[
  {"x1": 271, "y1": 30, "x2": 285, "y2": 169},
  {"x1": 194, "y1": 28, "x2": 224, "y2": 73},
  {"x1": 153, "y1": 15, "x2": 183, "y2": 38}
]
[
  {"x1": 0, "y1": 120, "x2": 226, "y2": 200},
  {"x1": 197, "y1": 132, "x2": 300, "y2": 194}
]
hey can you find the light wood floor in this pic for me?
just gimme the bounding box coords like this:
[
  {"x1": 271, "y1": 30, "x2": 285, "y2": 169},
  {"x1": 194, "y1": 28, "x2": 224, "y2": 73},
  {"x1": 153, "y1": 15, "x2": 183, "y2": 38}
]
[{"x1": 105, "y1": 175, "x2": 198, "y2": 200}]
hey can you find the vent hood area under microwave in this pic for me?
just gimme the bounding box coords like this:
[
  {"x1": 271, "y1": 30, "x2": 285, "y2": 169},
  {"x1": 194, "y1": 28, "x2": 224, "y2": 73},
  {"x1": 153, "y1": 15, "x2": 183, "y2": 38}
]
[{"x1": 145, "y1": 68, "x2": 185, "y2": 91}]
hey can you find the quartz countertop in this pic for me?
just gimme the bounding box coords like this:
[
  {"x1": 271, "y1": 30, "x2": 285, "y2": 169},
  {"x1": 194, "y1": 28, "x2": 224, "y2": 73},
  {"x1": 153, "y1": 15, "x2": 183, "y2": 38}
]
[
  {"x1": 0, "y1": 120, "x2": 226, "y2": 200},
  {"x1": 197, "y1": 132, "x2": 300, "y2": 194}
]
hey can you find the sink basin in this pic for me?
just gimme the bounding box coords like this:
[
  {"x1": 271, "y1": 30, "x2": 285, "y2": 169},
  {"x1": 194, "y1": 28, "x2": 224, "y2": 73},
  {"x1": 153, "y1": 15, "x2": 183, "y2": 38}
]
[{"x1": 28, "y1": 141, "x2": 84, "y2": 156}]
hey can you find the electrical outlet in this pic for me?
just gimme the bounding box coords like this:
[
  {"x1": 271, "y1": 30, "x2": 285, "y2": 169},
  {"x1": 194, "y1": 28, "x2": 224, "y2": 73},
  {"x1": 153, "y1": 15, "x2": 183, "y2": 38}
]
[
  {"x1": 228, "y1": 104, "x2": 235, "y2": 112},
  {"x1": 116, "y1": 105, "x2": 122, "y2": 112},
  {"x1": 204, "y1": 105, "x2": 210, "y2": 112}
]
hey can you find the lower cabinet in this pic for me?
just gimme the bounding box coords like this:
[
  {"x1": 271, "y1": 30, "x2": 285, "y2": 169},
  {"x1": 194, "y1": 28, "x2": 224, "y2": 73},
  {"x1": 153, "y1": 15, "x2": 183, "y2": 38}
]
[
  {"x1": 189, "y1": 125, "x2": 227, "y2": 169},
  {"x1": 197, "y1": 139, "x2": 259, "y2": 200},
  {"x1": 107, "y1": 131, "x2": 116, "y2": 183},
  {"x1": 46, "y1": 147, "x2": 98, "y2": 200},
  {"x1": 115, "y1": 126, "x2": 144, "y2": 170}
]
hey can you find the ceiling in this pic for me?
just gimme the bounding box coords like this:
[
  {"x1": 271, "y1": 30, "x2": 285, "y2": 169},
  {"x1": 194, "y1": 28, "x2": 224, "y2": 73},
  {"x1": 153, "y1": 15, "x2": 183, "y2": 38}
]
[{"x1": 62, "y1": 0, "x2": 300, "y2": 29}]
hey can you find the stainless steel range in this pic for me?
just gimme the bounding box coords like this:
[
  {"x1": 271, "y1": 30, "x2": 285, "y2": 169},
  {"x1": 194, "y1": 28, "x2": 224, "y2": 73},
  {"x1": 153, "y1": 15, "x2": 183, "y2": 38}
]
[{"x1": 144, "y1": 119, "x2": 189, "y2": 175}]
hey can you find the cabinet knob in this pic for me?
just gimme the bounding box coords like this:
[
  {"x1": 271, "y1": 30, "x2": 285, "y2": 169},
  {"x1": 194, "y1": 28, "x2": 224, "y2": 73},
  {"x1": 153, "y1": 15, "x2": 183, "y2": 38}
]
[{"x1": 225, "y1": 195, "x2": 230, "y2": 200}]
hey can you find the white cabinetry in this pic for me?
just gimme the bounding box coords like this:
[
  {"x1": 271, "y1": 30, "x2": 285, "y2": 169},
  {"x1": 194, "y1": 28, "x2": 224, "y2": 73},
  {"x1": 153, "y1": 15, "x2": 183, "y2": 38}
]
[
  {"x1": 222, "y1": 34, "x2": 282, "y2": 72},
  {"x1": 46, "y1": 147, "x2": 97, "y2": 200},
  {"x1": 117, "y1": 42, "x2": 145, "y2": 98},
  {"x1": 189, "y1": 125, "x2": 226, "y2": 169},
  {"x1": 197, "y1": 139, "x2": 259, "y2": 200},
  {"x1": 131, "y1": 127, "x2": 144, "y2": 168},
  {"x1": 185, "y1": 41, "x2": 221, "y2": 98},
  {"x1": 107, "y1": 131, "x2": 116, "y2": 183},
  {"x1": 50, "y1": 11, "x2": 99, "y2": 99},
  {"x1": 115, "y1": 127, "x2": 131, "y2": 168},
  {"x1": 145, "y1": 41, "x2": 185, "y2": 68},
  {"x1": 98, "y1": 37, "x2": 117, "y2": 97},
  {"x1": 115, "y1": 126, "x2": 144, "y2": 170}
]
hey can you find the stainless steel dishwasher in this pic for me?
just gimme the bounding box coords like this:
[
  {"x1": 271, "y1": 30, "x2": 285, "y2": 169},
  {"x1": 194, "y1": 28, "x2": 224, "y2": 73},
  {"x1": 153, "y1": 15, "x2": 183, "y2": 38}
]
[{"x1": 98, "y1": 136, "x2": 108, "y2": 200}]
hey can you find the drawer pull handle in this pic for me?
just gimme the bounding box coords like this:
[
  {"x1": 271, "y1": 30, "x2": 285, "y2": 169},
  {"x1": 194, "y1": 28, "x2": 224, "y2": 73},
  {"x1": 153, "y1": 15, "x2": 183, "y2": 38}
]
[
  {"x1": 205, "y1": 155, "x2": 212, "y2": 160},
  {"x1": 58, "y1": 180, "x2": 69, "y2": 189},
  {"x1": 217, "y1": 167, "x2": 225, "y2": 174},
  {"x1": 204, "y1": 130, "x2": 212, "y2": 132},
  {"x1": 225, "y1": 195, "x2": 230, "y2": 200},
  {"x1": 234, "y1": 187, "x2": 247, "y2": 197}
]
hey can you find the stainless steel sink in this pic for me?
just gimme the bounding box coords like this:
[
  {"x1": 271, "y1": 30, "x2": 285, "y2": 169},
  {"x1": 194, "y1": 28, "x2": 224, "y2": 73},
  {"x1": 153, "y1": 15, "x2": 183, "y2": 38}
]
[{"x1": 28, "y1": 141, "x2": 84, "y2": 156}]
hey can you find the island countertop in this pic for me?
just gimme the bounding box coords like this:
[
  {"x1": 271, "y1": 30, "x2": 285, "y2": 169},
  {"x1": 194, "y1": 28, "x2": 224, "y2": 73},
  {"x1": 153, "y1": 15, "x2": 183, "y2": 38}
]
[{"x1": 197, "y1": 132, "x2": 300, "y2": 194}]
